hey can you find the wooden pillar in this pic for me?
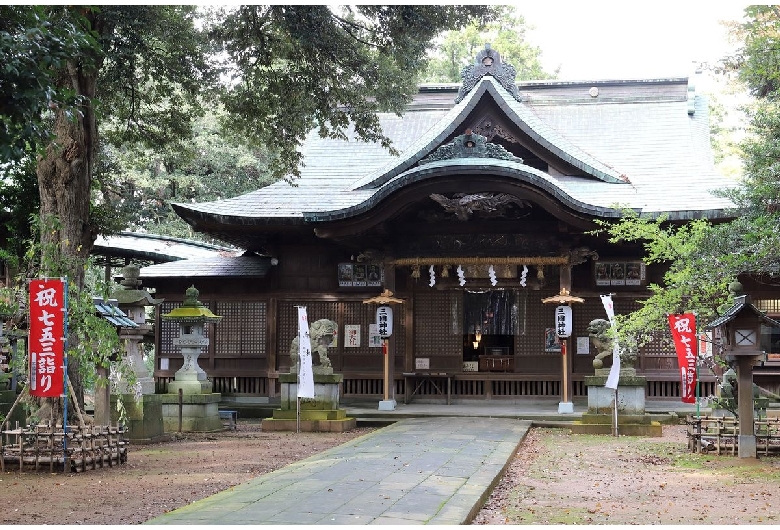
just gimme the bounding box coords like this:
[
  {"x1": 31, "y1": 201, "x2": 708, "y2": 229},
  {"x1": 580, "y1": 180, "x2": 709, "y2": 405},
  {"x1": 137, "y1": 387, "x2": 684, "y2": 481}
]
[
  {"x1": 94, "y1": 366, "x2": 111, "y2": 426},
  {"x1": 383, "y1": 261, "x2": 397, "y2": 404},
  {"x1": 559, "y1": 265, "x2": 574, "y2": 405},
  {"x1": 267, "y1": 297, "x2": 278, "y2": 398},
  {"x1": 737, "y1": 356, "x2": 757, "y2": 458}
]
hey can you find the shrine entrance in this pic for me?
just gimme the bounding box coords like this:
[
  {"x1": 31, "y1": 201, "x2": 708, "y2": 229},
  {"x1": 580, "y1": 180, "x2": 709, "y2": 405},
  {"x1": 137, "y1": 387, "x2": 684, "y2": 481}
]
[{"x1": 462, "y1": 289, "x2": 521, "y2": 372}]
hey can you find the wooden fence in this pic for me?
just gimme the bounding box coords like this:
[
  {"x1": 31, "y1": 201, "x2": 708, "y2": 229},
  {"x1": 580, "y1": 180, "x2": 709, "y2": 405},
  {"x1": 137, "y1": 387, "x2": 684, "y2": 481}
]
[
  {"x1": 1, "y1": 422, "x2": 128, "y2": 473},
  {"x1": 686, "y1": 415, "x2": 780, "y2": 456}
]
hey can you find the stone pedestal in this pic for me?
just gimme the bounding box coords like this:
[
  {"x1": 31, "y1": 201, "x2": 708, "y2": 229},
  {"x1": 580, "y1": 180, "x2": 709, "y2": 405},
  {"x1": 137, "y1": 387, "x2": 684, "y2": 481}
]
[
  {"x1": 572, "y1": 370, "x2": 662, "y2": 436},
  {"x1": 378, "y1": 399, "x2": 397, "y2": 411},
  {"x1": 558, "y1": 402, "x2": 574, "y2": 414},
  {"x1": 111, "y1": 394, "x2": 167, "y2": 443},
  {"x1": 160, "y1": 392, "x2": 223, "y2": 432},
  {"x1": 262, "y1": 373, "x2": 356, "y2": 432}
]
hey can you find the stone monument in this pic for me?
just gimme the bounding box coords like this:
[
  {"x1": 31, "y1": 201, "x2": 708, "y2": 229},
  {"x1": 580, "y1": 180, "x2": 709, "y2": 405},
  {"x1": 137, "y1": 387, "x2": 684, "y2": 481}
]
[
  {"x1": 262, "y1": 318, "x2": 356, "y2": 432},
  {"x1": 159, "y1": 286, "x2": 223, "y2": 432},
  {"x1": 572, "y1": 318, "x2": 662, "y2": 436}
]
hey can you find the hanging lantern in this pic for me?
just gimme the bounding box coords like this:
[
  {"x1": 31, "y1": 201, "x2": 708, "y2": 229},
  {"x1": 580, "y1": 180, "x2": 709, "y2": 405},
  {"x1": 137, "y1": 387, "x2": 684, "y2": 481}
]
[
  {"x1": 376, "y1": 305, "x2": 394, "y2": 338},
  {"x1": 555, "y1": 305, "x2": 572, "y2": 338}
]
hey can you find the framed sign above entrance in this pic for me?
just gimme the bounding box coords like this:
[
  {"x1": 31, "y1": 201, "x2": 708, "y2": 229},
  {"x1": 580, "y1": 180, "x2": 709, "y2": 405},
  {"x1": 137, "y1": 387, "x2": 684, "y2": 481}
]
[
  {"x1": 594, "y1": 261, "x2": 646, "y2": 287},
  {"x1": 338, "y1": 263, "x2": 383, "y2": 288}
]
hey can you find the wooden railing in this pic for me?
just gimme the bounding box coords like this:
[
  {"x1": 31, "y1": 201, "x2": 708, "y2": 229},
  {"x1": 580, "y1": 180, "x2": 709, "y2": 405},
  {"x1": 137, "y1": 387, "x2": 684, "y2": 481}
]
[{"x1": 153, "y1": 373, "x2": 714, "y2": 401}]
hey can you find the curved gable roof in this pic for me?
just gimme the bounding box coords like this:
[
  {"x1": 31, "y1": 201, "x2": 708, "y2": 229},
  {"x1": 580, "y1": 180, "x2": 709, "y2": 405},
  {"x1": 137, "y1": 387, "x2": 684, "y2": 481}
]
[
  {"x1": 350, "y1": 76, "x2": 627, "y2": 192},
  {"x1": 170, "y1": 70, "x2": 736, "y2": 247}
]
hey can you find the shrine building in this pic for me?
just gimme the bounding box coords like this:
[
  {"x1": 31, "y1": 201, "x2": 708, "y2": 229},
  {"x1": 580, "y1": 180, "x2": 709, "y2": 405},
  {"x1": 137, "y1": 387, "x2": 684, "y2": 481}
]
[{"x1": 137, "y1": 46, "x2": 780, "y2": 405}]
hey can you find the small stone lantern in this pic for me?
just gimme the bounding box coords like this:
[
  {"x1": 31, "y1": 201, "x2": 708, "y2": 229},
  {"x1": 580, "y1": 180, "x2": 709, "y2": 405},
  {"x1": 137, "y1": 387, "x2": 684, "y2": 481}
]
[
  {"x1": 162, "y1": 285, "x2": 222, "y2": 395},
  {"x1": 706, "y1": 290, "x2": 780, "y2": 458}
]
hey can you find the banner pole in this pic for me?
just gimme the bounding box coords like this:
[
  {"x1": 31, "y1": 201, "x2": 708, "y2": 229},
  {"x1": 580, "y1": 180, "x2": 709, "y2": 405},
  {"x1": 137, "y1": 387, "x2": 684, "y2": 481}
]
[
  {"x1": 383, "y1": 339, "x2": 389, "y2": 401},
  {"x1": 695, "y1": 333, "x2": 700, "y2": 419},
  {"x1": 62, "y1": 277, "x2": 69, "y2": 469},
  {"x1": 613, "y1": 388, "x2": 619, "y2": 437}
]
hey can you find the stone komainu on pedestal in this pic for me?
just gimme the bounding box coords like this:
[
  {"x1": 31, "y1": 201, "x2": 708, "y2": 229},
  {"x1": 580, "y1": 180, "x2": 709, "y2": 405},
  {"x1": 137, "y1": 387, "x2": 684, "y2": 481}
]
[
  {"x1": 262, "y1": 318, "x2": 355, "y2": 432},
  {"x1": 289, "y1": 318, "x2": 336, "y2": 375},
  {"x1": 573, "y1": 319, "x2": 661, "y2": 436}
]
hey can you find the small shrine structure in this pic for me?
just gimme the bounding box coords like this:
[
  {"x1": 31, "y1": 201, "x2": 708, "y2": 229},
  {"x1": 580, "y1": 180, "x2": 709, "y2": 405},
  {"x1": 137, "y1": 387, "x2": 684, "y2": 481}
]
[{"x1": 706, "y1": 289, "x2": 780, "y2": 457}]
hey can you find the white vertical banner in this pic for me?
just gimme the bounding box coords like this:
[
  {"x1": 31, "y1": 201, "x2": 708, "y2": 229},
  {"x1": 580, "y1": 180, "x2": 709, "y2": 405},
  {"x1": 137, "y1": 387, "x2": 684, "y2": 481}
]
[
  {"x1": 600, "y1": 294, "x2": 621, "y2": 390},
  {"x1": 297, "y1": 306, "x2": 315, "y2": 398}
]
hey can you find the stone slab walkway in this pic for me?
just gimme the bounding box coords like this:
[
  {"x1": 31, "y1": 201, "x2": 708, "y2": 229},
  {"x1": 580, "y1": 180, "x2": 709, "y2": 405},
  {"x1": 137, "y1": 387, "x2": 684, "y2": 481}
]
[{"x1": 145, "y1": 417, "x2": 531, "y2": 525}]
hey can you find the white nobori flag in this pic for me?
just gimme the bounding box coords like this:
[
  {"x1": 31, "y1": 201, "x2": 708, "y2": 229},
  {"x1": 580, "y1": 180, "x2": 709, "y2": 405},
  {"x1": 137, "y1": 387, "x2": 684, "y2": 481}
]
[
  {"x1": 600, "y1": 294, "x2": 621, "y2": 390},
  {"x1": 296, "y1": 306, "x2": 315, "y2": 398}
]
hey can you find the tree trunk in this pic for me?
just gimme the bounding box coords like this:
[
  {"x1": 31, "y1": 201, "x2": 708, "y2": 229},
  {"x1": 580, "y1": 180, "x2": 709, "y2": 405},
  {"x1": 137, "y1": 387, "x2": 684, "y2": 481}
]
[{"x1": 35, "y1": 13, "x2": 105, "y2": 413}]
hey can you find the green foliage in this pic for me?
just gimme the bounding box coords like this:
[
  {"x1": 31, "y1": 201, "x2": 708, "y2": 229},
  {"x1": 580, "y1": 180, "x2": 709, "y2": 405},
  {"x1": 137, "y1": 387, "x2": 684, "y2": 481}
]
[
  {"x1": 0, "y1": 6, "x2": 95, "y2": 161},
  {"x1": 598, "y1": 7, "x2": 780, "y2": 347},
  {"x1": 0, "y1": 157, "x2": 41, "y2": 266},
  {"x1": 422, "y1": 7, "x2": 555, "y2": 83},
  {"x1": 96, "y1": 109, "x2": 275, "y2": 242},
  {"x1": 726, "y1": 5, "x2": 780, "y2": 100},
  {"x1": 593, "y1": 211, "x2": 732, "y2": 345},
  {"x1": 210, "y1": 5, "x2": 496, "y2": 181},
  {"x1": 96, "y1": 5, "x2": 216, "y2": 150}
]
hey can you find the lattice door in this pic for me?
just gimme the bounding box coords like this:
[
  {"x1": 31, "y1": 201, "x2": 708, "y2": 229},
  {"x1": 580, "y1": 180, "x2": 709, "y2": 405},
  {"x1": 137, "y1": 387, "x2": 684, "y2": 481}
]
[
  {"x1": 214, "y1": 301, "x2": 267, "y2": 358},
  {"x1": 414, "y1": 290, "x2": 463, "y2": 356}
]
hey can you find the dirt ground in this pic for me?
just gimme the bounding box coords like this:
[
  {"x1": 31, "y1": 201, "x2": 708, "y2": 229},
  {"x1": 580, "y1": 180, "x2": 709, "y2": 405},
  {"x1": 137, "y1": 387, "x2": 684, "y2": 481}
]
[
  {"x1": 3, "y1": 421, "x2": 780, "y2": 525},
  {"x1": 473, "y1": 424, "x2": 780, "y2": 525},
  {"x1": 2, "y1": 421, "x2": 375, "y2": 525}
]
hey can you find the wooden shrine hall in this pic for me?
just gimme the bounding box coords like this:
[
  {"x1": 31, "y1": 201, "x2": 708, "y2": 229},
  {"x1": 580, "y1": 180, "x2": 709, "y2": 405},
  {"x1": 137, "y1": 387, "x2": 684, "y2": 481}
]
[{"x1": 136, "y1": 45, "x2": 780, "y2": 406}]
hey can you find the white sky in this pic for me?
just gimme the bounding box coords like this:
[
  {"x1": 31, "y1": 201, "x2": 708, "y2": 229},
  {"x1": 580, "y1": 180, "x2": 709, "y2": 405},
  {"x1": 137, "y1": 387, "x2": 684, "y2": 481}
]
[{"x1": 516, "y1": 2, "x2": 751, "y2": 80}]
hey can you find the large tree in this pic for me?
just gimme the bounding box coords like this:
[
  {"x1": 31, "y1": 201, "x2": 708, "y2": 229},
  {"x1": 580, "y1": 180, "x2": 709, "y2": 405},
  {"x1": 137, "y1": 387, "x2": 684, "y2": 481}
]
[
  {"x1": 1, "y1": 5, "x2": 497, "y2": 406},
  {"x1": 210, "y1": 5, "x2": 495, "y2": 179}
]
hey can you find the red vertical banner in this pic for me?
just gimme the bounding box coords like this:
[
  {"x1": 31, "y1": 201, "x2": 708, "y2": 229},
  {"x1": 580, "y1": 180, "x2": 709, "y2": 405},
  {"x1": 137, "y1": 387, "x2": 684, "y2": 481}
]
[
  {"x1": 667, "y1": 313, "x2": 697, "y2": 404},
  {"x1": 28, "y1": 278, "x2": 66, "y2": 397}
]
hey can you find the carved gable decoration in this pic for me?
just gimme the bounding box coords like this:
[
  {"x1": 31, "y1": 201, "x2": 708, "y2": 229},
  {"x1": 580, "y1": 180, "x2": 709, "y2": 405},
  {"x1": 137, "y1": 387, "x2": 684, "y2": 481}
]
[
  {"x1": 429, "y1": 193, "x2": 532, "y2": 221},
  {"x1": 456, "y1": 44, "x2": 521, "y2": 103},
  {"x1": 420, "y1": 131, "x2": 523, "y2": 165}
]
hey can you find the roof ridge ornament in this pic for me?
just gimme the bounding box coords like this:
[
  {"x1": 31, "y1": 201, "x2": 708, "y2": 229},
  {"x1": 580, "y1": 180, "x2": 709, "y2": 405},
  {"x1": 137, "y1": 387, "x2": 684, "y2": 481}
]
[
  {"x1": 455, "y1": 43, "x2": 521, "y2": 103},
  {"x1": 419, "y1": 129, "x2": 523, "y2": 165}
]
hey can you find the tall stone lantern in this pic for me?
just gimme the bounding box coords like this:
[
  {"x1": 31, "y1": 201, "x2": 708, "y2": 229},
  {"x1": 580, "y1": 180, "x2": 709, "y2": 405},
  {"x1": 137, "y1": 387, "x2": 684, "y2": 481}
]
[
  {"x1": 160, "y1": 285, "x2": 223, "y2": 432},
  {"x1": 113, "y1": 264, "x2": 163, "y2": 395}
]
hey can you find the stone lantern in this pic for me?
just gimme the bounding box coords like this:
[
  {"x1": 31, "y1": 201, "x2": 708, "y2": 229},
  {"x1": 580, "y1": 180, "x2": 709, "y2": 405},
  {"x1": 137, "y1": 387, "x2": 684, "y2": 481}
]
[
  {"x1": 706, "y1": 289, "x2": 780, "y2": 458},
  {"x1": 113, "y1": 264, "x2": 163, "y2": 395},
  {"x1": 160, "y1": 285, "x2": 223, "y2": 432}
]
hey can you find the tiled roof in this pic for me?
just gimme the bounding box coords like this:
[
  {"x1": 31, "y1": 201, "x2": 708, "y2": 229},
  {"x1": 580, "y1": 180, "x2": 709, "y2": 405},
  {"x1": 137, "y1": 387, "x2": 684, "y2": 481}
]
[
  {"x1": 706, "y1": 295, "x2": 780, "y2": 329},
  {"x1": 93, "y1": 297, "x2": 138, "y2": 328},
  {"x1": 138, "y1": 255, "x2": 273, "y2": 280},
  {"x1": 171, "y1": 75, "x2": 735, "y2": 229},
  {"x1": 94, "y1": 232, "x2": 237, "y2": 263}
]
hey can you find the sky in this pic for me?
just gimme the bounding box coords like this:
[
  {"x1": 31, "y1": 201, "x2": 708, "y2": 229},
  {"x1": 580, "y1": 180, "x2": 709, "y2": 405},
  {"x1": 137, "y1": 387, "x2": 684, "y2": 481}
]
[{"x1": 516, "y1": 2, "x2": 751, "y2": 80}]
